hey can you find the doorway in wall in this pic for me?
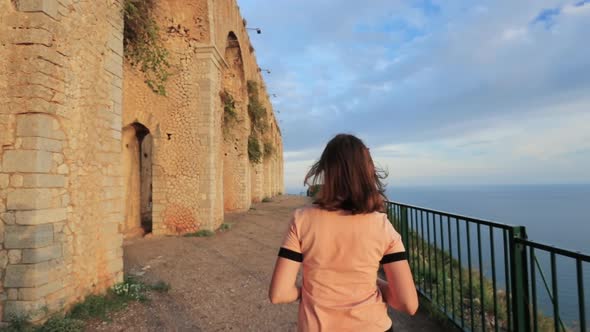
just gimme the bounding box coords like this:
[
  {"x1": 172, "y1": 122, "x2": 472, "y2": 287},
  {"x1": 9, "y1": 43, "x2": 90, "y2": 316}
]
[{"x1": 122, "y1": 122, "x2": 153, "y2": 236}]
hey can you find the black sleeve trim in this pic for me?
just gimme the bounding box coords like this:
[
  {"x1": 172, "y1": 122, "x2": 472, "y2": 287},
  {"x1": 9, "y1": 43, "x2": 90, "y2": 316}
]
[
  {"x1": 278, "y1": 247, "x2": 303, "y2": 262},
  {"x1": 380, "y1": 251, "x2": 407, "y2": 265}
]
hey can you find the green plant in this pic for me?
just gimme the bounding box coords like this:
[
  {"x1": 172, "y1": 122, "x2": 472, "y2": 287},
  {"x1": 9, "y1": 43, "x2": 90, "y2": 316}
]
[
  {"x1": 246, "y1": 80, "x2": 268, "y2": 133},
  {"x1": 220, "y1": 90, "x2": 238, "y2": 123},
  {"x1": 248, "y1": 134, "x2": 262, "y2": 163},
  {"x1": 219, "y1": 223, "x2": 232, "y2": 232},
  {"x1": 262, "y1": 197, "x2": 272, "y2": 203},
  {"x1": 149, "y1": 281, "x2": 171, "y2": 293},
  {"x1": 263, "y1": 140, "x2": 274, "y2": 158},
  {"x1": 123, "y1": 0, "x2": 171, "y2": 95},
  {"x1": 35, "y1": 316, "x2": 85, "y2": 332},
  {"x1": 184, "y1": 229, "x2": 215, "y2": 237}
]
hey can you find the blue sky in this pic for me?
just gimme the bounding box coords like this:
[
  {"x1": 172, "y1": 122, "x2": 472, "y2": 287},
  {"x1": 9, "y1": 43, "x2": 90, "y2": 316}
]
[{"x1": 238, "y1": 0, "x2": 590, "y2": 192}]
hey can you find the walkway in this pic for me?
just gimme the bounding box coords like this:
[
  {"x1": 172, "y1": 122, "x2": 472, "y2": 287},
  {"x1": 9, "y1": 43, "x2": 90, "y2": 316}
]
[{"x1": 88, "y1": 195, "x2": 445, "y2": 331}]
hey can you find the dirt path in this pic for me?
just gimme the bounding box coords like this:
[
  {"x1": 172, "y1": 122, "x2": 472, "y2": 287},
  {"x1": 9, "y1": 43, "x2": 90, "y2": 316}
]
[{"x1": 87, "y1": 195, "x2": 446, "y2": 332}]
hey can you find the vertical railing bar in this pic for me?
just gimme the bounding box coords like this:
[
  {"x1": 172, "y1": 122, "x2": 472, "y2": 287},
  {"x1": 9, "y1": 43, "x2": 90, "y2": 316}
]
[
  {"x1": 427, "y1": 212, "x2": 432, "y2": 298},
  {"x1": 576, "y1": 258, "x2": 586, "y2": 332},
  {"x1": 457, "y1": 218, "x2": 465, "y2": 328},
  {"x1": 415, "y1": 208, "x2": 421, "y2": 287},
  {"x1": 408, "y1": 208, "x2": 420, "y2": 275},
  {"x1": 440, "y1": 214, "x2": 446, "y2": 313},
  {"x1": 467, "y1": 221, "x2": 474, "y2": 331},
  {"x1": 530, "y1": 247, "x2": 538, "y2": 332},
  {"x1": 448, "y1": 216, "x2": 455, "y2": 322},
  {"x1": 489, "y1": 226, "x2": 498, "y2": 332},
  {"x1": 477, "y1": 223, "x2": 485, "y2": 332},
  {"x1": 433, "y1": 212, "x2": 439, "y2": 304},
  {"x1": 551, "y1": 252, "x2": 559, "y2": 332},
  {"x1": 503, "y1": 230, "x2": 512, "y2": 330},
  {"x1": 420, "y1": 210, "x2": 427, "y2": 293}
]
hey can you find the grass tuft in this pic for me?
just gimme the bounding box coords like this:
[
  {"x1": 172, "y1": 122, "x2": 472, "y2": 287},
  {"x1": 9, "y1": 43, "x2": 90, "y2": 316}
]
[{"x1": 184, "y1": 230, "x2": 215, "y2": 237}]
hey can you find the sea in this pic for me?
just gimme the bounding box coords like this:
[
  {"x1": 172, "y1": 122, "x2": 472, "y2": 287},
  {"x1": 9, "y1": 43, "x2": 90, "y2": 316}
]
[{"x1": 386, "y1": 184, "x2": 590, "y2": 327}]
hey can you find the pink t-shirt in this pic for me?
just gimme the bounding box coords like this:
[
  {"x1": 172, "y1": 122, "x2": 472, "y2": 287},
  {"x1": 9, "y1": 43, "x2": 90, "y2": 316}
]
[{"x1": 280, "y1": 206, "x2": 405, "y2": 332}]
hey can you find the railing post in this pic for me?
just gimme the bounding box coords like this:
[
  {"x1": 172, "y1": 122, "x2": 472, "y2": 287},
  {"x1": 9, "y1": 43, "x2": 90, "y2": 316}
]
[
  {"x1": 509, "y1": 226, "x2": 530, "y2": 331},
  {"x1": 400, "y1": 206, "x2": 409, "y2": 245}
]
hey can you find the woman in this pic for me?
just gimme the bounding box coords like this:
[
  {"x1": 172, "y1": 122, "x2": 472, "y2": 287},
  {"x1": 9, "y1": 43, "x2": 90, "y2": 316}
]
[{"x1": 269, "y1": 134, "x2": 418, "y2": 332}]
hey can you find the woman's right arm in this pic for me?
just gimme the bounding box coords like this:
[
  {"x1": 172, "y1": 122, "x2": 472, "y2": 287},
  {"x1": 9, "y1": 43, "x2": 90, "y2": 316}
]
[{"x1": 382, "y1": 259, "x2": 418, "y2": 315}]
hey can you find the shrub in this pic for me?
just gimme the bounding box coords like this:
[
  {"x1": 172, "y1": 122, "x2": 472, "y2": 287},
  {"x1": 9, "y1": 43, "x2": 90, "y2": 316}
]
[
  {"x1": 246, "y1": 80, "x2": 268, "y2": 133},
  {"x1": 262, "y1": 197, "x2": 272, "y2": 203},
  {"x1": 220, "y1": 90, "x2": 238, "y2": 124},
  {"x1": 219, "y1": 223, "x2": 232, "y2": 232},
  {"x1": 263, "y1": 140, "x2": 274, "y2": 158},
  {"x1": 123, "y1": 0, "x2": 170, "y2": 95},
  {"x1": 248, "y1": 134, "x2": 262, "y2": 163}
]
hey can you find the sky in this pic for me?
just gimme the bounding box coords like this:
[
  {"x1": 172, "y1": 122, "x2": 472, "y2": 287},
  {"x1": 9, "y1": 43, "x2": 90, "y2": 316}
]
[{"x1": 238, "y1": 0, "x2": 590, "y2": 193}]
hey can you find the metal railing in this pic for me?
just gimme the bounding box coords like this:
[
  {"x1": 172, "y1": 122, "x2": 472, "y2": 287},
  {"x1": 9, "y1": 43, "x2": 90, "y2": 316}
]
[{"x1": 385, "y1": 201, "x2": 589, "y2": 332}]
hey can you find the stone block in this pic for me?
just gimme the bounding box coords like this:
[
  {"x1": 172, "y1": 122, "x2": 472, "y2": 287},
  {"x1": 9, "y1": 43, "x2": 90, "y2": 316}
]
[
  {"x1": 1, "y1": 212, "x2": 16, "y2": 224},
  {"x1": 3, "y1": 299, "x2": 47, "y2": 322},
  {"x1": 4, "y1": 262, "x2": 51, "y2": 288},
  {"x1": 21, "y1": 174, "x2": 65, "y2": 188},
  {"x1": 5, "y1": 224, "x2": 53, "y2": 249},
  {"x1": 0, "y1": 174, "x2": 9, "y2": 189},
  {"x1": 10, "y1": 174, "x2": 24, "y2": 187},
  {"x1": 16, "y1": 0, "x2": 59, "y2": 20},
  {"x1": 16, "y1": 113, "x2": 65, "y2": 140},
  {"x1": 7, "y1": 188, "x2": 54, "y2": 210},
  {"x1": 8, "y1": 250, "x2": 22, "y2": 264},
  {"x1": 20, "y1": 137, "x2": 63, "y2": 152},
  {"x1": 1, "y1": 150, "x2": 53, "y2": 173},
  {"x1": 15, "y1": 208, "x2": 66, "y2": 225},
  {"x1": 22, "y1": 244, "x2": 62, "y2": 263},
  {"x1": 0, "y1": 250, "x2": 7, "y2": 268},
  {"x1": 18, "y1": 280, "x2": 62, "y2": 301}
]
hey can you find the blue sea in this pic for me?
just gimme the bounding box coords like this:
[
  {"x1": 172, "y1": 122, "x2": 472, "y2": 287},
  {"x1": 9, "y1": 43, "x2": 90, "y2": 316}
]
[{"x1": 386, "y1": 184, "x2": 590, "y2": 327}]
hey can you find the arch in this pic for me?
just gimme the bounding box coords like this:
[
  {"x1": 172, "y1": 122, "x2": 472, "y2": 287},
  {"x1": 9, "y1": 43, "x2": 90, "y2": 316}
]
[
  {"x1": 122, "y1": 122, "x2": 153, "y2": 237},
  {"x1": 221, "y1": 31, "x2": 250, "y2": 211}
]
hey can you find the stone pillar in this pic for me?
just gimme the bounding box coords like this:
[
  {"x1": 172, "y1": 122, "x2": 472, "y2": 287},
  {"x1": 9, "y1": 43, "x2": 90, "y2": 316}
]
[{"x1": 194, "y1": 46, "x2": 226, "y2": 230}]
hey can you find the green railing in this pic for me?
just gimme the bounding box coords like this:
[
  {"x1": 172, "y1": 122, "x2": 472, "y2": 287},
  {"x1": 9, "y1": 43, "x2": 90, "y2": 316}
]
[{"x1": 385, "y1": 201, "x2": 589, "y2": 332}]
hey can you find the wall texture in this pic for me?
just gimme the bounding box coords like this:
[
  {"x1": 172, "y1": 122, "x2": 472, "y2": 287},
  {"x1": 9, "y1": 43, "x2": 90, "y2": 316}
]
[{"x1": 0, "y1": 0, "x2": 283, "y2": 323}]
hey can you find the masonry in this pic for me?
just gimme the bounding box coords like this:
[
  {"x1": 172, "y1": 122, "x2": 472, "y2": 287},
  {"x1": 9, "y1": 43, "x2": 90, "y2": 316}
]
[{"x1": 0, "y1": 0, "x2": 283, "y2": 323}]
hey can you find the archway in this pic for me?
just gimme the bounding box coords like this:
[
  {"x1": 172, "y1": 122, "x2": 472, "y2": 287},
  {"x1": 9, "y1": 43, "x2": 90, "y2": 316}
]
[
  {"x1": 221, "y1": 31, "x2": 249, "y2": 211},
  {"x1": 122, "y1": 122, "x2": 153, "y2": 237}
]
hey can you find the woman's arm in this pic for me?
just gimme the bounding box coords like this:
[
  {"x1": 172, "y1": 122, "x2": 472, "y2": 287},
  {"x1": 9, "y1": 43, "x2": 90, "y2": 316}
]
[
  {"x1": 381, "y1": 260, "x2": 418, "y2": 315},
  {"x1": 268, "y1": 257, "x2": 301, "y2": 304}
]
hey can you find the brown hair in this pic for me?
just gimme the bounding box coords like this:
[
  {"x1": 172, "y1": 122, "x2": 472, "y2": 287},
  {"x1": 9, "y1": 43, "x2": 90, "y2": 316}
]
[{"x1": 304, "y1": 134, "x2": 387, "y2": 214}]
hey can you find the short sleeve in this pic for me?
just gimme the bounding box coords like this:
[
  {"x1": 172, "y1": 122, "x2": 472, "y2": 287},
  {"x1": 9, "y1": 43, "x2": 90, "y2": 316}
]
[
  {"x1": 278, "y1": 210, "x2": 303, "y2": 262},
  {"x1": 380, "y1": 215, "x2": 407, "y2": 264}
]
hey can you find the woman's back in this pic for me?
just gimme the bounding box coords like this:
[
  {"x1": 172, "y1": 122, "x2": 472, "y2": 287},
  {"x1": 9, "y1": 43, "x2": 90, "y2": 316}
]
[{"x1": 282, "y1": 206, "x2": 405, "y2": 331}]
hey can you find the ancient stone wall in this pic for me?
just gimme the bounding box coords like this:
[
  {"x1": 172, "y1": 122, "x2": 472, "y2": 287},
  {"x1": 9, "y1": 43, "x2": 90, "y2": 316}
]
[
  {"x1": 0, "y1": 0, "x2": 124, "y2": 322},
  {"x1": 0, "y1": 0, "x2": 283, "y2": 323}
]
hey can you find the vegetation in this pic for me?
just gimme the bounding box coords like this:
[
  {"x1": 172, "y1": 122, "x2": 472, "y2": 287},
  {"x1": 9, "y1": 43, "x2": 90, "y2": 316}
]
[
  {"x1": 262, "y1": 197, "x2": 273, "y2": 203},
  {"x1": 246, "y1": 81, "x2": 268, "y2": 133},
  {"x1": 263, "y1": 140, "x2": 274, "y2": 158},
  {"x1": 248, "y1": 134, "x2": 262, "y2": 164},
  {"x1": 123, "y1": 0, "x2": 171, "y2": 95},
  {"x1": 220, "y1": 90, "x2": 238, "y2": 129},
  {"x1": 0, "y1": 277, "x2": 169, "y2": 332},
  {"x1": 219, "y1": 223, "x2": 232, "y2": 232},
  {"x1": 184, "y1": 229, "x2": 215, "y2": 237}
]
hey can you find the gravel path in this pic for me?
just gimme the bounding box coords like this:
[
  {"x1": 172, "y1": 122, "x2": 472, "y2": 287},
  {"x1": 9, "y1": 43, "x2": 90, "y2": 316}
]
[{"x1": 87, "y1": 195, "x2": 447, "y2": 331}]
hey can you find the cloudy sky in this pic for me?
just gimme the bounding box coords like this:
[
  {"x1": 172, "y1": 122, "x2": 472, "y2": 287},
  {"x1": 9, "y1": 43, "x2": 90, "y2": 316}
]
[{"x1": 238, "y1": 0, "x2": 590, "y2": 193}]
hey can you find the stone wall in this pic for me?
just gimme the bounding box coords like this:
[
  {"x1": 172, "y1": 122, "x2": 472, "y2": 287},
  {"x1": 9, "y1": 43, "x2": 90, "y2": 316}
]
[
  {"x1": 0, "y1": 0, "x2": 282, "y2": 323},
  {"x1": 0, "y1": 0, "x2": 125, "y2": 322}
]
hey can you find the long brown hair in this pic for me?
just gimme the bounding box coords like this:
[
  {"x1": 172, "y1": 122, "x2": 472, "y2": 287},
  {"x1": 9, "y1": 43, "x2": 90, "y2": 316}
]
[{"x1": 304, "y1": 134, "x2": 387, "y2": 214}]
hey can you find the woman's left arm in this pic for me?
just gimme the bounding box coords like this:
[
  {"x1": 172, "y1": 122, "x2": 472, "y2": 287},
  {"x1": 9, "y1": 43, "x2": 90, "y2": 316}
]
[{"x1": 269, "y1": 256, "x2": 301, "y2": 304}]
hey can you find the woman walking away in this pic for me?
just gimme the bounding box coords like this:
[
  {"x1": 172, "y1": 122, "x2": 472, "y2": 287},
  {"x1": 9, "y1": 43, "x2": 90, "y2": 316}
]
[{"x1": 269, "y1": 134, "x2": 418, "y2": 332}]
